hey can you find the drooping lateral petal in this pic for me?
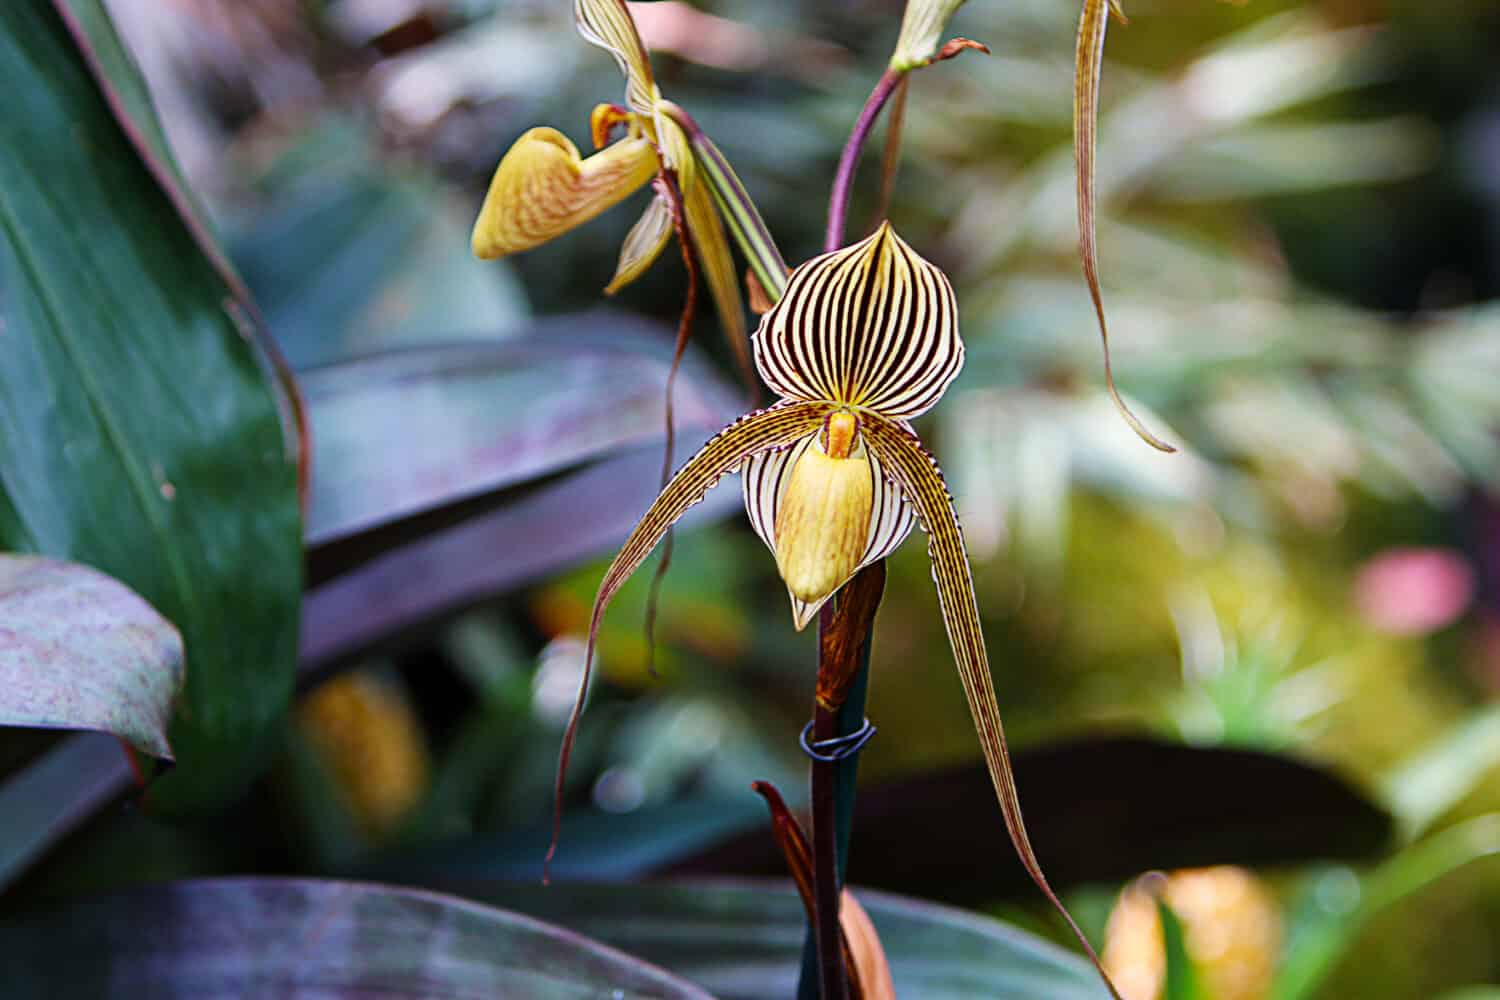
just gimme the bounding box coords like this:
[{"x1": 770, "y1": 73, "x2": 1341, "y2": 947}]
[
  {"x1": 742, "y1": 425, "x2": 914, "y2": 630},
  {"x1": 549, "y1": 400, "x2": 833, "y2": 870},
  {"x1": 683, "y1": 164, "x2": 754, "y2": 386},
  {"x1": 1074, "y1": 0, "x2": 1175, "y2": 454},
  {"x1": 575, "y1": 0, "x2": 657, "y2": 116},
  {"x1": 754, "y1": 222, "x2": 963, "y2": 421},
  {"x1": 471, "y1": 127, "x2": 657, "y2": 259},
  {"x1": 860, "y1": 413, "x2": 1123, "y2": 1000},
  {"x1": 604, "y1": 191, "x2": 673, "y2": 294}
]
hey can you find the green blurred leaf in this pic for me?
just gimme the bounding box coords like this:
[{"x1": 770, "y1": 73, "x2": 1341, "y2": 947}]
[
  {"x1": 1383, "y1": 705, "x2": 1500, "y2": 841},
  {"x1": 456, "y1": 880, "x2": 1113, "y2": 999},
  {"x1": 2, "y1": 878, "x2": 711, "y2": 998},
  {"x1": 1272, "y1": 815, "x2": 1500, "y2": 1000},
  {"x1": 231, "y1": 120, "x2": 529, "y2": 371},
  {"x1": 1157, "y1": 899, "x2": 1206, "y2": 1000},
  {"x1": 0, "y1": 556, "x2": 183, "y2": 759},
  {"x1": 1433, "y1": 989, "x2": 1500, "y2": 1000},
  {"x1": 0, "y1": 2, "x2": 302, "y2": 810}
]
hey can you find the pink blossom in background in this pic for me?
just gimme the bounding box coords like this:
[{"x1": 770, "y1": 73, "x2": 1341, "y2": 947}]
[{"x1": 1353, "y1": 547, "x2": 1475, "y2": 636}]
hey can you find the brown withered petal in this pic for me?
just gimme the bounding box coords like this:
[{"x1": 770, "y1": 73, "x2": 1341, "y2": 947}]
[{"x1": 471, "y1": 127, "x2": 656, "y2": 259}]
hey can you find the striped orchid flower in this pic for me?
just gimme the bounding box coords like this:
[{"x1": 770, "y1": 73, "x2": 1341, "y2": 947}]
[
  {"x1": 470, "y1": 0, "x2": 760, "y2": 372},
  {"x1": 562, "y1": 221, "x2": 1098, "y2": 962}
]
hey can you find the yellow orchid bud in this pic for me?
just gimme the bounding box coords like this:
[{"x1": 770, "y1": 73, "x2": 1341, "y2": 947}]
[
  {"x1": 774, "y1": 412, "x2": 873, "y2": 616},
  {"x1": 471, "y1": 126, "x2": 658, "y2": 259}
]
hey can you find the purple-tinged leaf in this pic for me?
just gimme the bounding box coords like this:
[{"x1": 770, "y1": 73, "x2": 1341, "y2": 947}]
[
  {"x1": 0, "y1": 733, "x2": 133, "y2": 892},
  {"x1": 303, "y1": 322, "x2": 741, "y2": 550},
  {"x1": 0, "y1": 556, "x2": 182, "y2": 759},
  {"x1": 2, "y1": 878, "x2": 712, "y2": 999}
]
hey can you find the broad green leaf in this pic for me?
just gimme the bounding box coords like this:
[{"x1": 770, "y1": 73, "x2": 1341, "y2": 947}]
[
  {"x1": 0, "y1": 2, "x2": 302, "y2": 810},
  {"x1": 0, "y1": 556, "x2": 182, "y2": 759},
  {"x1": 457, "y1": 880, "x2": 1113, "y2": 999},
  {"x1": 2, "y1": 878, "x2": 711, "y2": 999},
  {"x1": 1271, "y1": 815, "x2": 1500, "y2": 1000}
]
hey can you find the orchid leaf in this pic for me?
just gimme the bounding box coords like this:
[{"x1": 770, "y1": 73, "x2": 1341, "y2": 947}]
[
  {"x1": 471, "y1": 127, "x2": 657, "y2": 260},
  {"x1": 2, "y1": 878, "x2": 712, "y2": 999},
  {"x1": 575, "y1": 0, "x2": 657, "y2": 115},
  {"x1": 862, "y1": 414, "x2": 1120, "y2": 998},
  {"x1": 1074, "y1": 0, "x2": 1175, "y2": 453},
  {"x1": 0, "y1": 734, "x2": 134, "y2": 893},
  {"x1": 0, "y1": 557, "x2": 182, "y2": 760},
  {"x1": 451, "y1": 880, "x2": 1110, "y2": 1000},
  {"x1": 1, "y1": 1, "x2": 302, "y2": 811}
]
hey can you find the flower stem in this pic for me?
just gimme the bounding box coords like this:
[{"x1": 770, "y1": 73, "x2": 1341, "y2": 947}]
[
  {"x1": 808, "y1": 678, "x2": 848, "y2": 1000},
  {"x1": 798, "y1": 564, "x2": 886, "y2": 1000},
  {"x1": 826, "y1": 68, "x2": 906, "y2": 254}
]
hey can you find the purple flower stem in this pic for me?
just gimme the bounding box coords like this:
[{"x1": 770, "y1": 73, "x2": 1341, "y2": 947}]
[{"x1": 825, "y1": 68, "x2": 906, "y2": 253}]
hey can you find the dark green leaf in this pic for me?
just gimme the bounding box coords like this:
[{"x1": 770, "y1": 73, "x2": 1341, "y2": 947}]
[
  {"x1": 448, "y1": 879, "x2": 1111, "y2": 999},
  {"x1": 0, "y1": 556, "x2": 182, "y2": 758},
  {"x1": 2, "y1": 878, "x2": 712, "y2": 999},
  {"x1": 0, "y1": 2, "x2": 302, "y2": 810}
]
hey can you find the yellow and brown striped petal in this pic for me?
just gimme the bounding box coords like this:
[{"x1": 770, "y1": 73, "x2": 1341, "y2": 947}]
[
  {"x1": 604, "y1": 191, "x2": 673, "y2": 294},
  {"x1": 471, "y1": 127, "x2": 657, "y2": 259},
  {"x1": 550, "y1": 400, "x2": 833, "y2": 867},
  {"x1": 575, "y1": 0, "x2": 658, "y2": 116},
  {"x1": 753, "y1": 222, "x2": 963, "y2": 421},
  {"x1": 860, "y1": 412, "x2": 1124, "y2": 1000},
  {"x1": 684, "y1": 161, "x2": 752, "y2": 384},
  {"x1": 1074, "y1": 0, "x2": 1175, "y2": 453}
]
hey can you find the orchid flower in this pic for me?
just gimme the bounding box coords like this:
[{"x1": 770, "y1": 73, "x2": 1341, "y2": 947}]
[
  {"x1": 470, "y1": 0, "x2": 755, "y2": 376},
  {"x1": 559, "y1": 221, "x2": 1107, "y2": 978}
]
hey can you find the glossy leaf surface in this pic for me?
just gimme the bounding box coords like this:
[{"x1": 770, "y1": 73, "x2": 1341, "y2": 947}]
[{"x1": 0, "y1": 1, "x2": 302, "y2": 809}]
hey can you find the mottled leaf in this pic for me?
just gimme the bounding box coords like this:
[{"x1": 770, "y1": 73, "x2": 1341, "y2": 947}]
[{"x1": 0, "y1": 557, "x2": 182, "y2": 759}]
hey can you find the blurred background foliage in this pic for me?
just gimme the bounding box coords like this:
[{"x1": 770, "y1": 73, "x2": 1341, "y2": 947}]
[{"x1": 10, "y1": 0, "x2": 1500, "y2": 996}]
